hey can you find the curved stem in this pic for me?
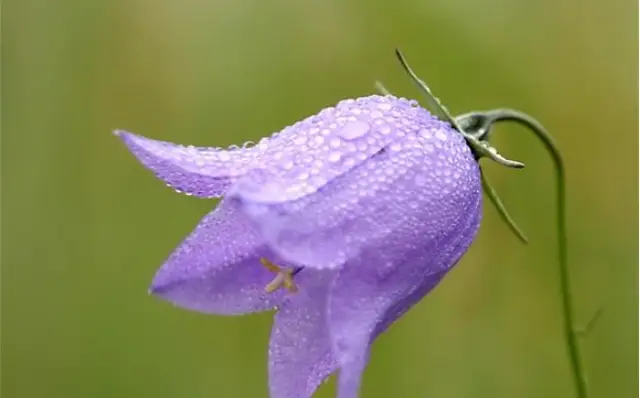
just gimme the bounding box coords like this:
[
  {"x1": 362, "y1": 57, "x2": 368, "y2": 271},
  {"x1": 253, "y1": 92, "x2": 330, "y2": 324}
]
[{"x1": 484, "y1": 109, "x2": 588, "y2": 398}]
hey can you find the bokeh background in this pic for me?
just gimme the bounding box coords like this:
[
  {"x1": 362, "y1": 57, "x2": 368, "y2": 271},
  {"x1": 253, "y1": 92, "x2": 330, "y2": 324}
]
[{"x1": 4, "y1": 0, "x2": 638, "y2": 397}]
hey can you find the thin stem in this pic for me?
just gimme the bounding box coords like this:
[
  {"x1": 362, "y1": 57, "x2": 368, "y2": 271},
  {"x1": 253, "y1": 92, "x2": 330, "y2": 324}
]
[
  {"x1": 484, "y1": 109, "x2": 588, "y2": 398},
  {"x1": 480, "y1": 170, "x2": 529, "y2": 244}
]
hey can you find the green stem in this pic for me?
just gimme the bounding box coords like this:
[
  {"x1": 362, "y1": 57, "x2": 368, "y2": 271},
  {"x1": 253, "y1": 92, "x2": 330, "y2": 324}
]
[
  {"x1": 480, "y1": 170, "x2": 529, "y2": 244},
  {"x1": 484, "y1": 109, "x2": 588, "y2": 398}
]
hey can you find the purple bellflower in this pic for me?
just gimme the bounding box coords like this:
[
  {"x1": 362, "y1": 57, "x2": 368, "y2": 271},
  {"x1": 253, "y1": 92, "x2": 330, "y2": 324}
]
[
  {"x1": 116, "y1": 95, "x2": 481, "y2": 397},
  {"x1": 117, "y1": 51, "x2": 533, "y2": 398}
]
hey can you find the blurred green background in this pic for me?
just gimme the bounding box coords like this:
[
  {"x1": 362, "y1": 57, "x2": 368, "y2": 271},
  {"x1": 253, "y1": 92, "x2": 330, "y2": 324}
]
[{"x1": 4, "y1": 0, "x2": 638, "y2": 397}]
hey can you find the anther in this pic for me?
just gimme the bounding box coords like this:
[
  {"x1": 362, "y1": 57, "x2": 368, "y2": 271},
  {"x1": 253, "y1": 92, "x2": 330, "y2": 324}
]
[{"x1": 260, "y1": 258, "x2": 299, "y2": 294}]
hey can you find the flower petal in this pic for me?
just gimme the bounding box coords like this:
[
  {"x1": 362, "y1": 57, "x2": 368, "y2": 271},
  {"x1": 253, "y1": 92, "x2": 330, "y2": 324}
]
[
  {"x1": 115, "y1": 130, "x2": 257, "y2": 198},
  {"x1": 328, "y1": 192, "x2": 482, "y2": 398},
  {"x1": 149, "y1": 199, "x2": 291, "y2": 315},
  {"x1": 231, "y1": 115, "x2": 481, "y2": 269},
  {"x1": 229, "y1": 96, "x2": 422, "y2": 204},
  {"x1": 268, "y1": 269, "x2": 337, "y2": 398}
]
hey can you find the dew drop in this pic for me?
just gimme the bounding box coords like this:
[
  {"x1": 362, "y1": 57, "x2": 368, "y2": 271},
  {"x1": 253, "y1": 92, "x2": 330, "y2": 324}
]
[
  {"x1": 435, "y1": 130, "x2": 448, "y2": 141},
  {"x1": 328, "y1": 152, "x2": 342, "y2": 163},
  {"x1": 419, "y1": 128, "x2": 433, "y2": 139},
  {"x1": 338, "y1": 121, "x2": 370, "y2": 140},
  {"x1": 414, "y1": 174, "x2": 427, "y2": 186}
]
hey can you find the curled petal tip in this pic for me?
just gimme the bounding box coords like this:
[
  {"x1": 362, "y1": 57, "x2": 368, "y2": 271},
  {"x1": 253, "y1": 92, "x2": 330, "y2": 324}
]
[
  {"x1": 113, "y1": 129, "x2": 133, "y2": 138},
  {"x1": 148, "y1": 283, "x2": 163, "y2": 295},
  {"x1": 114, "y1": 130, "x2": 256, "y2": 198},
  {"x1": 148, "y1": 273, "x2": 172, "y2": 296}
]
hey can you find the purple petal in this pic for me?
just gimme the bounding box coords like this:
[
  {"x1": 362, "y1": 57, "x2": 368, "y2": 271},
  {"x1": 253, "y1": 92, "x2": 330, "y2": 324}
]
[
  {"x1": 230, "y1": 96, "x2": 423, "y2": 204},
  {"x1": 149, "y1": 200, "x2": 292, "y2": 315},
  {"x1": 373, "y1": 196, "x2": 482, "y2": 336},
  {"x1": 115, "y1": 130, "x2": 257, "y2": 198},
  {"x1": 328, "y1": 192, "x2": 482, "y2": 398},
  {"x1": 231, "y1": 100, "x2": 481, "y2": 269},
  {"x1": 268, "y1": 269, "x2": 337, "y2": 398}
]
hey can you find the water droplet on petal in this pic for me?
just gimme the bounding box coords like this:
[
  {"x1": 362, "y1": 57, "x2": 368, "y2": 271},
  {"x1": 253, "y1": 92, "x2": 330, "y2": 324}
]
[
  {"x1": 339, "y1": 121, "x2": 370, "y2": 140},
  {"x1": 414, "y1": 175, "x2": 427, "y2": 186},
  {"x1": 328, "y1": 152, "x2": 342, "y2": 163},
  {"x1": 379, "y1": 125, "x2": 392, "y2": 135},
  {"x1": 344, "y1": 158, "x2": 356, "y2": 168},
  {"x1": 435, "y1": 130, "x2": 448, "y2": 141}
]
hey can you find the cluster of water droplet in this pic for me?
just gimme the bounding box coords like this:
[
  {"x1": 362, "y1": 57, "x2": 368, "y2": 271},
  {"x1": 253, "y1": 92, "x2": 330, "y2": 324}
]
[{"x1": 227, "y1": 95, "x2": 481, "y2": 270}]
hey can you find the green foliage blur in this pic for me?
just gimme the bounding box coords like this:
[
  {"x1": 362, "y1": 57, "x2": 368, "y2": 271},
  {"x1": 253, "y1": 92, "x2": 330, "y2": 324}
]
[{"x1": 3, "y1": 0, "x2": 638, "y2": 397}]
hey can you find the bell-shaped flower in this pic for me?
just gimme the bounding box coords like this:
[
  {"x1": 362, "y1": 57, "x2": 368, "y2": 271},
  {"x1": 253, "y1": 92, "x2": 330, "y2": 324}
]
[{"x1": 117, "y1": 94, "x2": 482, "y2": 398}]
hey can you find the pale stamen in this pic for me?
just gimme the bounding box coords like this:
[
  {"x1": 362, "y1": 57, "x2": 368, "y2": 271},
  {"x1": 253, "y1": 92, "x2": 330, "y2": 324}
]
[{"x1": 260, "y1": 258, "x2": 299, "y2": 294}]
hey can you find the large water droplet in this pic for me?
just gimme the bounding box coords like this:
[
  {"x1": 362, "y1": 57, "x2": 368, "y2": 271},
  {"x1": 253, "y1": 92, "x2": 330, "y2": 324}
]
[
  {"x1": 339, "y1": 121, "x2": 370, "y2": 140},
  {"x1": 328, "y1": 152, "x2": 342, "y2": 163}
]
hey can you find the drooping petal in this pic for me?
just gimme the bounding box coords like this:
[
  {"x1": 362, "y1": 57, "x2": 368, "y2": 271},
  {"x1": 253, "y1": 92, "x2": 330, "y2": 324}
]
[
  {"x1": 230, "y1": 96, "x2": 481, "y2": 269},
  {"x1": 372, "y1": 198, "x2": 483, "y2": 337},
  {"x1": 149, "y1": 199, "x2": 291, "y2": 315},
  {"x1": 328, "y1": 192, "x2": 482, "y2": 398},
  {"x1": 268, "y1": 269, "x2": 337, "y2": 398},
  {"x1": 230, "y1": 96, "x2": 415, "y2": 205},
  {"x1": 115, "y1": 130, "x2": 257, "y2": 198}
]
